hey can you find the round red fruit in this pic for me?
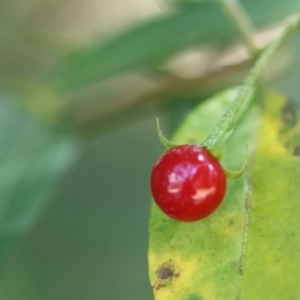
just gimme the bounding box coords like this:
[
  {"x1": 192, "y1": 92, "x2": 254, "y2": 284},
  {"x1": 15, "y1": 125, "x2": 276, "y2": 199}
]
[{"x1": 150, "y1": 144, "x2": 227, "y2": 222}]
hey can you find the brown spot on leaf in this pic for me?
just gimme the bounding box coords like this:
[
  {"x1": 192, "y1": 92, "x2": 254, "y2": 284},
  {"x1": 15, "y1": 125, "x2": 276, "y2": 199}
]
[
  {"x1": 156, "y1": 267, "x2": 173, "y2": 280},
  {"x1": 282, "y1": 99, "x2": 299, "y2": 127},
  {"x1": 155, "y1": 283, "x2": 167, "y2": 290},
  {"x1": 293, "y1": 145, "x2": 300, "y2": 156},
  {"x1": 156, "y1": 260, "x2": 180, "y2": 280},
  {"x1": 153, "y1": 260, "x2": 180, "y2": 291}
]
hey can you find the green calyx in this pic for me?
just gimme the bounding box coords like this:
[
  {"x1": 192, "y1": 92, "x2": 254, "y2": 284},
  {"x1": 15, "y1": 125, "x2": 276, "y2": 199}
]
[
  {"x1": 156, "y1": 118, "x2": 177, "y2": 150},
  {"x1": 224, "y1": 145, "x2": 249, "y2": 179}
]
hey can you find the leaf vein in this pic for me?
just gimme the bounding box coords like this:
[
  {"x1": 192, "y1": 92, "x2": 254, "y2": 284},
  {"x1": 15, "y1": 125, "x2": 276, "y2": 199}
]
[{"x1": 235, "y1": 150, "x2": 254, "y2": 300}]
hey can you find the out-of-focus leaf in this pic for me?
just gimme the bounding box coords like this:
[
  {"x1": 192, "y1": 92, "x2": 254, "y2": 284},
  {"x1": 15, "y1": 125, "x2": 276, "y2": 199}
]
[
  {"x1": 49, "y1": 3, "x2": 234, "y2": 91},
  {"x1": 272, "y1": 35, "x2": 300, "y2": 101},
  {"x1": 49, "y1": 0, "x2": 300, "y2": 92},
  {"x1": 148, "y1": 88, "x2": 300, "y2": 299},
  {"x1": 0, "y1": 92, "x2": 79, "y2": 266},
  {"x1": 175, "y1": 0, "x2": 300, "y2": 30}
]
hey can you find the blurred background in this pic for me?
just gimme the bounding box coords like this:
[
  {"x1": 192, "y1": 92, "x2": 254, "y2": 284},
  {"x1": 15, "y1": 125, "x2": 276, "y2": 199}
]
[{"x1": 0, "y1": 0, "x2": 300, "y2": 299}]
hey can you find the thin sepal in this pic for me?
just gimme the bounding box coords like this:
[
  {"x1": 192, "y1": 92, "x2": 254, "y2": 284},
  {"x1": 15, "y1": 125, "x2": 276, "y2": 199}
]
[
  {"x1": 224, "y1": 145, "x2": 249, "y2": 179},
  {"x1": 156, "y1": 118, "x2": 177, "y2": 150}
]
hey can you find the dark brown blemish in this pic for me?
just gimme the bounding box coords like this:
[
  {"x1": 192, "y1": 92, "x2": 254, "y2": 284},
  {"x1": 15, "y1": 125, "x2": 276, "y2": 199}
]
[
  {"x1": 281, "y1": 99, "x2": 299, "y2": 127},
  {"x1": 156, "y1": 267, "x2": 173, "y2": 280},
  {"x1": 156, "y1": 262, "x2": 180, "y2": 280},
  {"x1": 155, "y1": 283, "x2": 167, "y2": 290},
  {"x1": 293, "y1": 145, "x2": 300, "y2": 156},
  {"x1": 153, "y1": 260, "x2": 180, "y2": 291}
]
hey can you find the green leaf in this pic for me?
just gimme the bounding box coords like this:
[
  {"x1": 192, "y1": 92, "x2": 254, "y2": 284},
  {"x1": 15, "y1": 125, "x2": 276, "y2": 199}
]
[
  {"x1": 49, "y1": 0, "x2": 300, "y2": 92},
  {"x1": 175, "y1": 0, "x2": 300, "y2": 30},
  {"x1": 240, "y1": 89, "x2": 300, "y2": 299},
  {"x1": 0, "y1": 92, "x2": 79, "y2": 266},
  {"x1": 148, "y1": 88, "x2": 300, "y2": 299},
  {"x1": 49, "y1": 4, "x2": 234, "y2": 91}
]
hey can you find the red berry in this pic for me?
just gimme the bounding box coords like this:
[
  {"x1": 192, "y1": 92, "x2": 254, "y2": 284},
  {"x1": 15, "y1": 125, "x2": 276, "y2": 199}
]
[{"x1": 150, "y1": 145, "x2": 227, "y2": 222}]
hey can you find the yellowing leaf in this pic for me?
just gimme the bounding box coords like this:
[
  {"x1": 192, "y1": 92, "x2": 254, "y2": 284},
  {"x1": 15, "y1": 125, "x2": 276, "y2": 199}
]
[
  {"x1": 148, "y1": 88, "x2": 300, "y2": 299},
  {"x1": 240, "y1": 90, "x2": 300, "y2": 299}
]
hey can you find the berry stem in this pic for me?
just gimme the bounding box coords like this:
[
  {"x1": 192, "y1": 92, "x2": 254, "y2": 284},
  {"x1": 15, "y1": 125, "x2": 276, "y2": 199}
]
[{"x1": 201, "y1": 15, "x2": 300, "y2": 150}]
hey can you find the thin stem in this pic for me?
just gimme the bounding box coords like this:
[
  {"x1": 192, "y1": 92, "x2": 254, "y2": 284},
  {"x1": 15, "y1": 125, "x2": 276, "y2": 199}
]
[
  {"x1": 202, "y1": 15, "x2": 300, "y2": 149},
  {"x1": 221, "y1": 0, "x2": 258, "y2": 56},
  {"x1": 244, "y1": 16, "x2": 300, "y2": 87}
]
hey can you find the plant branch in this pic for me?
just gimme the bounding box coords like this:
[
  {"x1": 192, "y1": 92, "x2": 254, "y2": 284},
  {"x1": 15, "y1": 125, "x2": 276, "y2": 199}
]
[
  {"x1": 220, "y1": 0, "x2": 258, "y2": 56},
  {"x1": 201, "y1": 15, "x2": 300, "y2": 149}
]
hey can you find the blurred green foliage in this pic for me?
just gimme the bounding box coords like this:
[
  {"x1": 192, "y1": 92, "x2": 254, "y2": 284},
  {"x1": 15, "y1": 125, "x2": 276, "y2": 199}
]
[
  {"x1": 0, "y1": 0, "x2": 299, "y2": 299},
  {"x1": 0, "y1": 90, "x2": 78, "y2": 260},
  {"x1": 49, "y1": 0, "x2": 300, "y2": 91}
]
